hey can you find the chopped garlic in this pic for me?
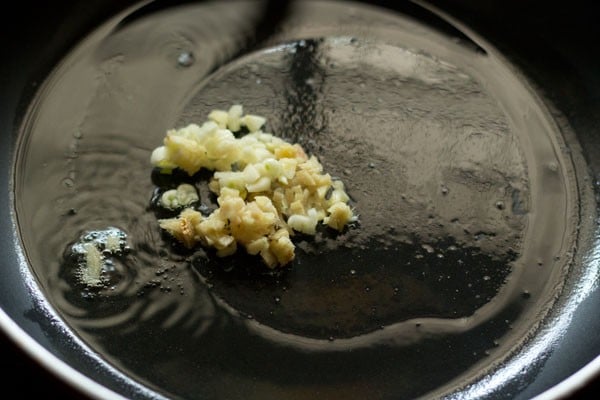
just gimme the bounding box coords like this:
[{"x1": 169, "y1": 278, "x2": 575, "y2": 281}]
[
  {"x1": 151, "y1": 106, "x2": 356, "y2": 267},
  {"x1": 324, "y1": 202, "x2": 356, "y2": 230},
  {"x1": 208, "y1": 109, "x2": 229, "y2": 129},
  {"x1": 105, "y1": 233, "x2": 122, "y2": 253},
  {"x1": 71, "y1": 227, "x2": 128, "y2": 287},
  {"x1": 242, "y1": 114, "x2": 266, "y2": 132},
  {"x1": 227, "y1": 104, "x2": 243, "y2": 132},
  {"x1": 82, "y1": 243, "x2": 103, "y2": 286},
  {"x1": 160, "y1": 183, "x2": 199, "y2": 210},
  {"x1": 287, "y1": 208, "x2": 319, "y2": 235}
]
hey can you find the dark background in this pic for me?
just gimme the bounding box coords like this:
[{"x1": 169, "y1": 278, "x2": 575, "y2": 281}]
[{"x1": 1, "y1": 0, "x2": 599, "y2": 398}]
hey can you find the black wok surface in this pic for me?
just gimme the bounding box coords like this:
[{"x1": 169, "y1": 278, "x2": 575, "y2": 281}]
[{"x1": 1, "y1": 0, "x2": 599, "y2": 399}]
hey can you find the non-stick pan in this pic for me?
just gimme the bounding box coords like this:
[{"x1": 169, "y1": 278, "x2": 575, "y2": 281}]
[{"x1": 1, "y1": 0, "x2": 599, "y2": 399}]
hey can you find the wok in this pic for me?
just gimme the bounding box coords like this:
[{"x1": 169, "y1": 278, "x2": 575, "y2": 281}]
[{"x1": 1, "y1": 0, "x2": 599, "y2": 398}]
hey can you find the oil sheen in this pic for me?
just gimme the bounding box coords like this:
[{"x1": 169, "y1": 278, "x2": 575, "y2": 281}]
[{"x1": 14, "y1": 1, "x2": 580, "y2": 399}]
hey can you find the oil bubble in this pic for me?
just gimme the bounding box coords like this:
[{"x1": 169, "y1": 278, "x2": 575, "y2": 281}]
[{"x1": 177, "y1": 51, "x2": 195, "y2": 67}]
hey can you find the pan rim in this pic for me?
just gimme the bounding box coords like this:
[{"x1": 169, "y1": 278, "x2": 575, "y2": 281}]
[
  {"x1": 0, "y1": 308, "x2": 125, "y2": 400},
  {"x1": 1, "y1": 1, "x2": 598, "y2": 399},
  {"x1": 1, "y1": 306, "x2": 599, "y2": 399},
  {"x1": 533, "y1": 356, "x2": 600, "y2": 400}
]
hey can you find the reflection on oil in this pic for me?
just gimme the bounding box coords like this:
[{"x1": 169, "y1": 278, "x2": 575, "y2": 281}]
[{"x1": 194, "y1": 236, "x2": 514, "y2": 340}]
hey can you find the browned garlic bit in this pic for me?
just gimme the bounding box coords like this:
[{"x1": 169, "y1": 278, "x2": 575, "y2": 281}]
[{"x1": 151, "y1": 105, "x2": 357, "y2": 268}]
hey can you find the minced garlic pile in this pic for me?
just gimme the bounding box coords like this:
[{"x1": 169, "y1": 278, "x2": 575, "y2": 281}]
[{"x1": 151, "y1": 105, "x2": 356, "y2": 268}]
